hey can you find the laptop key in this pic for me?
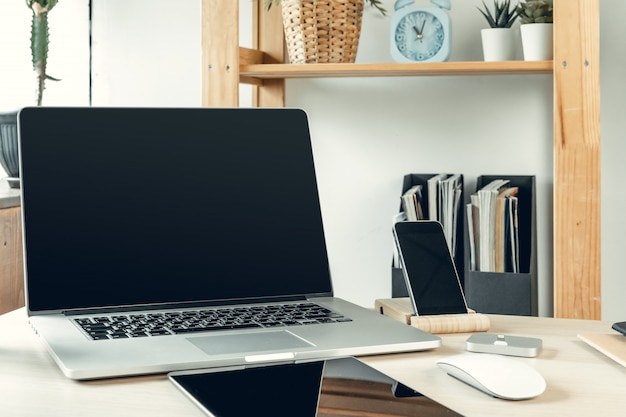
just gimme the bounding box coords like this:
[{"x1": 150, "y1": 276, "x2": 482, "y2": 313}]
[{"x1": 147, "y1": 329, "x2": 173, "y2": 336}]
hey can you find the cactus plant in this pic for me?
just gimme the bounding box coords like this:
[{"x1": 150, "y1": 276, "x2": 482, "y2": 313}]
[
  {"x1": 477, "y1": 0, "x2": 520, "y2": 29},
  {"x1": 517, "y1": 0, "x2": 553, "y2": 24},
  {"x1": 25, "y1": 0, "x2": 61, "y2": 106}
]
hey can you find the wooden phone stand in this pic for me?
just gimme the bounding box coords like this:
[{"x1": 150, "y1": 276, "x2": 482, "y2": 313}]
[{"x1": 375, "y1": 297, "x2": 490, "y2": 334}]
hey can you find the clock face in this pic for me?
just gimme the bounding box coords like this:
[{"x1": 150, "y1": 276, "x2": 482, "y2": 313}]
[{"x1": 394, "y1": 11, "x2": 447, "y2": 62}]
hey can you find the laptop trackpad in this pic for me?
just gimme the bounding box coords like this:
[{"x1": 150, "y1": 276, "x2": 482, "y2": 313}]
[{"x1": 187, "y1": 330, "x2": 314, "y2": 355}]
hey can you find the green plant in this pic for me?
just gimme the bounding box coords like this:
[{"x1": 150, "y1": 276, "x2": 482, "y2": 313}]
[
  {"x1": 265, "y1": 0, "x2": 387, "y2": 16},
  {"x1": 517, "y1": 0, "x2": 553, "y2": 24},
  {"x1": 477, "y1": 0, "x2": 520, "y2": 28},
  {"x1": 25, "y1": 0, "x2": 60, "y2": 106}
]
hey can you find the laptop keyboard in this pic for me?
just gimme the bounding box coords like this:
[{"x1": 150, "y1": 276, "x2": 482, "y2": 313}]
[{"x1": 72, "y1": 302, "x2": 352, "y2": 341}]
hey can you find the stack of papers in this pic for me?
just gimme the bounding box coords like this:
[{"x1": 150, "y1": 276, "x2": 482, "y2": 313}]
[
  {"x1": 436, "y1": 174, "x2": 462, "y2": 256},
  {"x1": 400, "y1": 184, "x2": 424, "y2": 221},
  {"x1": 397, "y1": 173, "x2": 462, "y2": 256}
]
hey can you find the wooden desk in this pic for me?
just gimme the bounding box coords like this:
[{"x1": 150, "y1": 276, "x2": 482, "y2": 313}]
[
  {"x1": 361, "y1": 315, "x2": 626, "y2": 416},
  {"x1": 1, "y1": 308, "x2": 624, "y2": 416}
]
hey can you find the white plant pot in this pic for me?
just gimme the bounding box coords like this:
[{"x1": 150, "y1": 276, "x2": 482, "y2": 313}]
[
  {"x1": 481, "y1": 28, "x2": 517, "y2": 62},
  {"x1": 520, "y1": 23, "x2": 553, "y2": 61}
]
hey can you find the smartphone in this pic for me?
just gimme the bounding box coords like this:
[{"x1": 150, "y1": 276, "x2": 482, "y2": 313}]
[{"x1": 393, "y1": 221, "x2": 468, "y2": 316}]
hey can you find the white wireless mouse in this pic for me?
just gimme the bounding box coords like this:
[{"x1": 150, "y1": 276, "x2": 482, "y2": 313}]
[{"x1": 436, "y1": 353, "x2": 546, "y2": 400}]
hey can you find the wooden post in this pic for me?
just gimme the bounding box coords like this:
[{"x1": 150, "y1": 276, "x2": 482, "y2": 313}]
[
  {"x1": 252, "y1": 2, "x2": 285, "y2": 107},
  {"x1": 202, "y1": 0, "x2": 239, "y2": 107},
  {"x1": 553, "y1": 0, "x2": 601, "y2": 319}
]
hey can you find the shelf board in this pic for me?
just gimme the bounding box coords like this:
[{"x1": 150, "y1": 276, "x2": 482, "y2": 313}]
[{"x1": 239, "y1": 61, "x2": 553, "y2": 81}]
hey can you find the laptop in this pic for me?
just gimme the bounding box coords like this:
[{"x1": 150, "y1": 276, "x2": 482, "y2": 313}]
[{"x1": 18, "y1": 107, "x2": 440, "y2": 380}]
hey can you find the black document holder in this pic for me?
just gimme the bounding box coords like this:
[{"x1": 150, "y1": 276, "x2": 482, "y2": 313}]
[
  {"x1": 464, "y1": 175, "x2": 537, "y2": 316},
  {"x1": 392, "y1": 173, "x2": 464, "y2": 298}
]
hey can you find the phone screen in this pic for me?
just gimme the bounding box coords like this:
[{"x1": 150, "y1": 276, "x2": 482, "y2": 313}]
[{"x1": 393, "y1": 221, "x2": 468, "y2": 315}]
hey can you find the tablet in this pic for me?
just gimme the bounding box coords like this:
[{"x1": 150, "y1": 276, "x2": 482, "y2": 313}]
[{"x1": 168, "y1": 357, "x2": 461, "y2": 417}]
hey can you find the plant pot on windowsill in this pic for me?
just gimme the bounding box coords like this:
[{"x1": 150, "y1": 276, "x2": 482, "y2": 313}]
[{"x1": 0, "y1": 111, "x2": 19, "y2": 189}]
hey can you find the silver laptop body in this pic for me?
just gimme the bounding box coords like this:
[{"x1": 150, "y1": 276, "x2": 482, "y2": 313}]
[{"x1": 19, "y1": 107, "x2": 440, "y2": 380}]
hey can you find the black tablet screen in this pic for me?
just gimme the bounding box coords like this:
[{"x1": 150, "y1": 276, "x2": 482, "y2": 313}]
[{"x1": 169, "y1": 357, "x2": 462, "y2": 417}]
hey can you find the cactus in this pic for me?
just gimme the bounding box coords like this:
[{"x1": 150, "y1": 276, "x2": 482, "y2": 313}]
[
  {"x1": 517, "y1": 0, "x2": 553, "y2": 24},
  {"x1": 25, "y1": 0, "x2": 60, "y2": 106},
  {"x1": 477, "y1": 0, "x2": 520, "y2": 29}
]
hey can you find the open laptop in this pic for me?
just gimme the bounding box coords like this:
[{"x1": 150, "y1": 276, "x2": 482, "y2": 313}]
[{"x1": 18, "y1": 107, "x2": 440, "y2": 380}]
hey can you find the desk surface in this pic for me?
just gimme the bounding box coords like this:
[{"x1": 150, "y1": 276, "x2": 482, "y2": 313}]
[{"x1": 1, "y1": 308, "x2": 625, "y2": 416}]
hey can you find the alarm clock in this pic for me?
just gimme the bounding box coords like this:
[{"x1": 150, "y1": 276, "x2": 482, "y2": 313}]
[{"x1": 390, "y1": 0, "x2": 452, "y2": 63}]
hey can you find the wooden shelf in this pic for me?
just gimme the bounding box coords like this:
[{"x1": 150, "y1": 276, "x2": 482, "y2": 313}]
[
  {"x1": 204, "y1": 0, "x2": 601, "y2": 319},
  {"x1": 239, "y1": 60, "x2": 553, "y2": 82}
]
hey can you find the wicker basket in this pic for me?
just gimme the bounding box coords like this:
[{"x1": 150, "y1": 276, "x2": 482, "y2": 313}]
[{"x1": 281, "y1": 0, "x2": 364, "y2": 64}]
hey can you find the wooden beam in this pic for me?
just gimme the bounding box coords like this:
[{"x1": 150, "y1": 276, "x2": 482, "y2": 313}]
[
  {"x1": 240, "y1": 47, "x2": 264, "y2": 66},
  {"x1": 553, "y1": 0, "x2": 601, "y2": 319},
  {"x1": 202, "y1": 0, "x2": 239, "y2": 107},
  {"x1": 252, "y1": 2, "x2": 285, "y2": 107}
]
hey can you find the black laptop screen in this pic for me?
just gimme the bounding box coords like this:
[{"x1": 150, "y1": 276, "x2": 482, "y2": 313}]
[{"x1": 19, "y1": 107, "x2": 333, "y2": 312}]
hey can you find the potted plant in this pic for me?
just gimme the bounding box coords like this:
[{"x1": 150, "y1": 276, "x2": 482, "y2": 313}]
[
  {"x1": 265, "y1": 0, "x2": 386, "y2": 64},
  {"x1": 517, "y1": 0, "x2": 553, "y2": 61},
  {"x1": 477, "y1": 0, "x2": 520, "y2": 62},
  {"x1": 0, "y1": 1, "x2": 60, "y2": 188},
  {"x1": 27, "y1": 0, "x2": 61, "y2": 107}
]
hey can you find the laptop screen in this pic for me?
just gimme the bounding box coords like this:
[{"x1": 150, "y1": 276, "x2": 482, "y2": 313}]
[{"x1": 19, "y1": 107, "x2": 332, "y2": 313}]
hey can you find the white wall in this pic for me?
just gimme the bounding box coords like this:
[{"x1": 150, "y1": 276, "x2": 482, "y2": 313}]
[
  {"x1": 79, "y1": 0, "x2": 626, "y2": 321},
  {"x1": 599, "y1": 0, "x2": 626, "y2": 323},
  {"x1": 91, "y1": 0, "x2": 202, "y2": 106}
]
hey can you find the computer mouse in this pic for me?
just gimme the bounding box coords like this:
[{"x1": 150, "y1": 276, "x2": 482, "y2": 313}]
[{"x1": 436, "y1": 353, "x2": 546, "y2": 400}]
